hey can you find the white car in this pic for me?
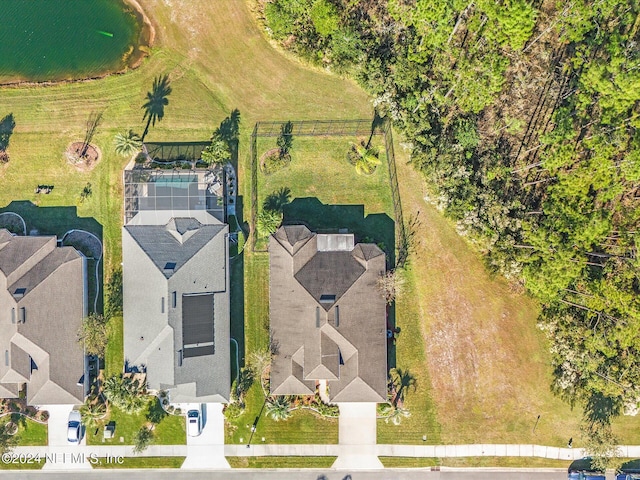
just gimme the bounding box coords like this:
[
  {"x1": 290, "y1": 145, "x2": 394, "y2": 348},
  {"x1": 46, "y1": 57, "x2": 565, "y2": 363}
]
[
  {"x1": 67, "y1": 410, "x2": 82, "y2": 444},
  {"x1": 187, "y1": 409, "x2": 202, "y2": 437}
]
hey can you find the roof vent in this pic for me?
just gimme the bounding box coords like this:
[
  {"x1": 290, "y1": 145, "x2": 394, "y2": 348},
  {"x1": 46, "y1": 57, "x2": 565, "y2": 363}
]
[
  {"x1": 14, "y1": 288, "x2": 26, "y2": 298},
  {"x1": 163, "y1": 262, "x2": 176, "y2": 272},
  {"x1": 319, "y1": 294, "x2": 336, "y2": 304}
]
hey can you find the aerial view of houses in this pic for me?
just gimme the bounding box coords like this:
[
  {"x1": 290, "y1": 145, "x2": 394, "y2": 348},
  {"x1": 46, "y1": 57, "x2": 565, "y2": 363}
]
[{"x1": 0, "y1": 0, "x2": 639, "y2": 478}]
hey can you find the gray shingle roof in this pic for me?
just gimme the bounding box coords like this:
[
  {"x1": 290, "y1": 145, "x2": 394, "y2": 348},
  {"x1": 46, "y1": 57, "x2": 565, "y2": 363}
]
[
  {"x1": 294, "y1": 252, "x2": 365, "y2": 311},
  {"x1": 122, "y1": 214, "x2": 230, "y2": 403},
  {"x1": 0, "y1": 229, "x2": 86, "y2": 405},
  {"x1": 270, "y1": 225, "x2": 387, "y2": 403},
  {"x1": 125, "y1": 218, "x2": 225, "y2": 279}
]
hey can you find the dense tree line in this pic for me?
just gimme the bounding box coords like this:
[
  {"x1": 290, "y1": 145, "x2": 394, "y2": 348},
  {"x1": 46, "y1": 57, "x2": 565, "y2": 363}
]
[{"x1": 258, "y1": 0, "x2": 640, "y2": 458}]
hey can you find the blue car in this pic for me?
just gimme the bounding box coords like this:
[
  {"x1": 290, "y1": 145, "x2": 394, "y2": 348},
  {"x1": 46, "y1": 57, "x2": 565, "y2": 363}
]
[
  {"x1": 617, "y1": 458, "x2": 640, "y2": 480},
  {"x1": 568, "y1": 458, "x2": 605, "y2": 480}
]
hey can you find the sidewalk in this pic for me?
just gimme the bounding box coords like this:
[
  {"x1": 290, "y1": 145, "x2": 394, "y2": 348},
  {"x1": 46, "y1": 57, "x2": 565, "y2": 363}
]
[{"x1": 12, "y1": 443, "x2": 640, "y2": 461}]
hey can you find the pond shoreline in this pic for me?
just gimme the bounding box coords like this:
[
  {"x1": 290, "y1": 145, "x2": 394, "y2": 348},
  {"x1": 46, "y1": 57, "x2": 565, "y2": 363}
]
[{"x1": 0, "y1": 0, "x2": 156, "y2": 87}]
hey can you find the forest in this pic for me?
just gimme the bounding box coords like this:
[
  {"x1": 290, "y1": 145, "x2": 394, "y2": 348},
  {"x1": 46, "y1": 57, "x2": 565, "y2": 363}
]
[{"x1": 258, "y1": 0, "x2": 640, "y2": 463}]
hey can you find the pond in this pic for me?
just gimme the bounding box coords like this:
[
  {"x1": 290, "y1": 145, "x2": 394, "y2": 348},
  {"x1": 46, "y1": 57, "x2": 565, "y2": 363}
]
[{"x1": 0, "y1": 0, "x2": 149, "y2": 84}]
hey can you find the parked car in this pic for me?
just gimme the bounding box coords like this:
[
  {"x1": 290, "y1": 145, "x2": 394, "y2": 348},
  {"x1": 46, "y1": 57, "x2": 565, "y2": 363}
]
[
  {"x1": 187, "y1": 409, "x2": 202, "y2": 437},
  {"x1": 568, "y1": 458, "x2": 605, "y2": 480},
  {"x1": 617, "y1": 458, "x2": 640, "y2": 480},
  {"x1": 67, "y1": 410, "x2": 82, "y2": 444}
]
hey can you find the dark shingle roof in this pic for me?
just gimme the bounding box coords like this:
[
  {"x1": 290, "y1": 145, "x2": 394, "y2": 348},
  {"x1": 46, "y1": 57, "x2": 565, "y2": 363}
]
[
  {"x1": 270, "y1": 226, "x2": 387, "y2": 402},
  {"x1": 125, "y1": 219, "x2": 225, "y2": 278},
  {"x1": 294, "y1": 252, "x2": 365, "y2": 311}
]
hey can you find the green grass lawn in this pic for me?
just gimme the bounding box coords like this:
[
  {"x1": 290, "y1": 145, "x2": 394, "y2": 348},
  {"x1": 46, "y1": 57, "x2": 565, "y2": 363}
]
[
  {"x1": 255, "y1": 136, "x2": 394, "y2": 253},
  {"x1": 379, "y1": 457, "x2": 572, "y2": 468},
  {"x1": 94, "y1": 457, "x2": 185, "y2": 469},
  {"x1": 227, "y1": 456, "x2": 336, "y2": 468},
  {"x1": 226, "y1": 253, "x2": 338, "y2": 444},
  {"x1": 0, "y1": 460, "x2": 44, "y2": 470},
  {"x1": 0, "y1": 417, "x2": 48, "y2": 446},
  {"x1": 105, "y1": 315, "x2": 124, "y2": 377},
  {"x1": 86, "y1": 399, "x2": 185, "y2": 446}
]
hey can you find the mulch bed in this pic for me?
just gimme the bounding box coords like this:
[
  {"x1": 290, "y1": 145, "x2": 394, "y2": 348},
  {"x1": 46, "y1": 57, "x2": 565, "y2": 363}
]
[{"x1": 65, "y1": 141, "x2": 101, "y2": 172}]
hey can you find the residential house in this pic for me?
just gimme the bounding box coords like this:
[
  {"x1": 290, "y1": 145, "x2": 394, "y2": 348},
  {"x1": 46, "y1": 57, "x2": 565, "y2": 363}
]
[
  {"x1": 122, "y1": 167, "x2": 230, "y2": 403},
  {"x1": 0, "y1": 229, "x2": 88, "y2": 405},
  {"x1": 269, "y1": 225, "x2": 387, "y2": 403}
]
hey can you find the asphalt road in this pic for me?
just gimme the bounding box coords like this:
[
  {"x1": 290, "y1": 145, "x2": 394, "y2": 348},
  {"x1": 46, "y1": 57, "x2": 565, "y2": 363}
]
[{"x1": 0, "y1": 469, "x2": 570, "y2": 480}]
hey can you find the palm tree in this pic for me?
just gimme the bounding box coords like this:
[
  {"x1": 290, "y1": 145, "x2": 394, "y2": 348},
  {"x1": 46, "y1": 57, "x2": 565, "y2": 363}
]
[
  {"x1": 79, "y1": 400, "x2": 106, "y2": 430},
  {"x1": 384, "y1": 405, "x2": 411, "y2": 426},
  {"x1": 141, "y1": 74, "x2": 172, "y2": 141},
  {"x1": 103, "y1": 375, "x2": 147, "y2": 414},
  {"x1": 257, "y1": 209, "x2": 283, "y2": 238},
  {"x1": 351, "y1": 142, "x2": 381, "y2": 175},
  {"x1": 277, "y1": 121, "x2": 294, "y2": 158},
  {"x1": 390, "y1": 368, "x2": 417, "y2": 407},
  {"x1": 266, "y1": 396, "x2": 291, "y2": 422},
  {"x1": 114, "y1": 130, "x2": 142, "y2": 157}
]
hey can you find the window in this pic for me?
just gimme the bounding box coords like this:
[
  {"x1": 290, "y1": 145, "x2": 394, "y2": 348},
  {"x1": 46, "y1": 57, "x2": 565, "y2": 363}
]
[
  {"x1": 19, "y1": 307, "x2": 25, "y2": 324},
  {"x1": 335, "y1": 305, "x2": 340, "y2": 327},
  {"x1": 172, "y1": 291, "x2": 177, "y2": 308},
  {"x1": 161, "y1": 297, "x2": 165, "y2": 313},
  {"x1": 319, "y1": 294, "x2": 336, "y2": 304},
  {"x1": 316, "y1": 307, "x2": 320, "y2": 328},
  {"x1": 4, "y1": 351, "x2": 8, "y2": 366},
  {"x1": 11, "y1": 308, "x2": 15, "y2": 324}
]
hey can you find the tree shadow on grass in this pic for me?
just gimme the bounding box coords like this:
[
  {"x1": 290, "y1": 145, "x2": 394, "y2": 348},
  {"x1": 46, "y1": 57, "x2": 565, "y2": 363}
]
[
  {"x1": 0, "y1": 114, "x2": 16, "y2": 152},
  {"x1": 283, "y1": 197, "x2": 395, "y2": 267}
]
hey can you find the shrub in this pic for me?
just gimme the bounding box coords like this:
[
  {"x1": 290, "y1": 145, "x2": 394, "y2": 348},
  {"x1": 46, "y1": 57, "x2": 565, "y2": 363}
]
[
  {"x1": 224, "y1": 402, "x2": 244, "y2": 420},
  {"x1": 201, "y1": 137, "x2": 231, "y2": 165},
  {"x1": 102, "y1": 375, "x2": 147, "y2": 414},
  {"x1": 310, "y1": 0, "x2": 339, "y2": 37},
  {"x1": 261, "y1": 151, "x2": 290, "y2": 175}
]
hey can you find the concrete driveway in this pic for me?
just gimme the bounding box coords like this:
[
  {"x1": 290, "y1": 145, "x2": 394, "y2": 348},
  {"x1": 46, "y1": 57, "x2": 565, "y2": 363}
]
[
  {"x1": 181, "y1": 403, "x2": 229, "y2": 469},
  {"x1": 39, "y1": 404, "x2": 92, "y2": 470},
  {"x1": 40, "y1": 404, "x2": 85, "y2": 447},
  {"x1": 332, "y1": 403, "x2": 383, "y2": 470}
]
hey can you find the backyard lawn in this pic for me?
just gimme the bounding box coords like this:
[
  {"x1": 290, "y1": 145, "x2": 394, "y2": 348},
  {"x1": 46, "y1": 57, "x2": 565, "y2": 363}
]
[{"x1": 255, "y1": 135, "x2": 394, "y2": 255}]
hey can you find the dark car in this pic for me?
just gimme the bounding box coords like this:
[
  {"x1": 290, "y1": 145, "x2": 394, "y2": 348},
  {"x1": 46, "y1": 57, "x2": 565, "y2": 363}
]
[
  {"x1": 568, "y1": 457, "x2": 605, "y2": 480},
  {"x1": 617, "y1": 458, "x2": 640, "y2": 480}
]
